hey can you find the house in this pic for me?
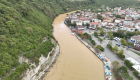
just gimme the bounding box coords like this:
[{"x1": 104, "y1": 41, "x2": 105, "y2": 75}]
[
  {"x1": 101, "y1": 22, "x2": 108, "y2": 27},
  {"x1": 106, "y1": 6, "x2": 110, "y2": 11},
  {"x1": 79, "y1": 18, "x2": 90, "y2": 24},
  {"x1": 120, "y1": 25, "x2": 135, "y2": 32},
  {"x1": 92, "y1": 19, "x2": 101, "y2": 23},
  {"x1": 106, "y1": 24, "x2": 113, "y2": 29},
  {"x1": 103, "y1": 18, "x2": 112, "y2": 22},
  {"x1": 90, "y1": 22, "x2": 100, "y2": 29},
  {"x1": 105, "y1": 12, "x2": 112, "y2": 15},
  {"x1": 71, "y1": 19, "x2": 80, "y2": 24},
  {"x1": 82, "y1": 20, "x2": 90, "y2": 25},
  {"x1": 131, "y1": 35, "x2": 140, "y2": 43},
  {"x1": 131, "y1": 13, "x2": 140, "y2": 20},
  {"x1": 131, "y1": 35, "x2": 140, "y2": 50},
  {"x1": 123, "y1": 17, "x2": 133, "y2": 26},
  {"x1": 76, "y1": 25, "x2": 85, "y2": 31},
  {"x1": 77, "y1": 30, "x2": 84, "y2": 34},
  {"x1": 115, "y1": 19, "x2": 124, "y2": 23},
  {"x1": 76, "y1": 22, "x2": 82, "y2": 26}
]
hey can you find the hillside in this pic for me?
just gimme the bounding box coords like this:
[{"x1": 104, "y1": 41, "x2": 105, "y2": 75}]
[
  {"x1": 0, "y1": 0, "x2": 96, "y2": 80},
  {"x1": 95, "y1": 0, "x2": 139, "y2": 7}
]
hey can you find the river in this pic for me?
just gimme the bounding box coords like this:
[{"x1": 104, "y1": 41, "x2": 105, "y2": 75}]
[{"x1": 44, "y1": 12, "x2": 104, "y2": 80}]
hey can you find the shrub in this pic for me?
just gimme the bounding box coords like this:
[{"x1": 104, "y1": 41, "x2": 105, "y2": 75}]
[
  {"x1": 124, "y1": 60, "x2": 130, "y2": 65},
  {"x1": 96, "y1": 45, "x2": 105, "y2": 51},
  {"x1": 133, "y1": 71, "x2": 139, "y2": 76},
  {"x1": 107, "y1": 44, "x2": 113, "y2": 51},
  {"x1": 91, "y1": 40, "x2": 96, "y2": 45}
]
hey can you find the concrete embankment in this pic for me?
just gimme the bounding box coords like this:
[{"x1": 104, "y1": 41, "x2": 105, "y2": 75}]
[{"x1": 74, "y1": 34, "x2": 113, "y2": 80}]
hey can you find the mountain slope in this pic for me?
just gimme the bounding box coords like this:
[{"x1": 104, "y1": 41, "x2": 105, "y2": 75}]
[{"x1": 0, "y1": 0, "x2": 95, "y2": 79}]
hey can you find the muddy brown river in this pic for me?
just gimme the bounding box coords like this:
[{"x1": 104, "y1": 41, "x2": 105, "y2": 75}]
[{"x1": 44, "y1": 12, "x2": 104, "y2": 80}]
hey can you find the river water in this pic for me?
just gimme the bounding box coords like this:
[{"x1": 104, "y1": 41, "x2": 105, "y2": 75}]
[{"x1": 44, "y1": 12, "x2": 104, "y2": 80}]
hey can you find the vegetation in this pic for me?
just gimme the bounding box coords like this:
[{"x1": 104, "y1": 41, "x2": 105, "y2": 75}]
[
  {"x1": 97, "y1": 14, "x2": 102, "y2": 20},
  {"x1": 131, "y1": 50, "x2": 140, "y2": 56},
  {"x1": 133, "y1": 71, "x2": 140, "y2": 79},
  {"x1": 94, "y1": 31, "x2": 98, "y2": 37},
  {"x1": 121, "y1": 38, "x2": 127, "y2": 46},
  {"x1": 113, "y1": 45, "x2": 119, "y2": 54},
  {"x1": 117, "y1": 49, "x2": 125, "y2": 59},
  {"x1": 112, "y1": 61, "x2": 123, "y2": 80},
  {"x1": 124, "y1": 60, "x2": 134, "y2": 69},
  {"x1": 99, "y1": 30, "x2": 105, "y2": 36},
  {"x1": 95, "y1": 0, "x2": 139, "y2": 8},
  {"x1": 1, "y1": 0, "x2": 140, "y2": 79},
  {"x1": 117, "y1": 66, "x2": 133, "y2": 80},
  {"x1": 96, "y1": 45, "x2": 104, "y2": 51},
  {"x1": 113, "y1": 30, "x2": 135, "y2": 39},
  {"x1": 109, "y1": 33, "x2": 113, "y2": 40},
  {"x1": 0, "y1": 0, "x2": 98, "y2": 79},
  {"x1": 107, "y1": 42, "x2": 125, "y2": 59}
]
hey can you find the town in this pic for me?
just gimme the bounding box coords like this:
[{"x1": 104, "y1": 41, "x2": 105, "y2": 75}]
[{"x1": 65, "y1": 7, "x2": 140, "y2": 80}]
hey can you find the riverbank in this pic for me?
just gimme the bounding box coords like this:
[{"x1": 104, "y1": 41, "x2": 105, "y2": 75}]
[
  {"x1": 74, "y1": 34, "x2": 114, "y2": 80},
  {"x1": 44, "y1": 11, "x2": 104, "y2": 80},
  {"x1": 21, "y1": 44, "x2": 60, "y2": 80}
]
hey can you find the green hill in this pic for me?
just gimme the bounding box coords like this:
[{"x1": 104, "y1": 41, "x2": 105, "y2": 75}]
[
  {"x1": 95, "y1": 0, "x2": 139, "y2": 7},
  {"x1": 0, "y1": 0, "x2": 95, "y2": 80}
]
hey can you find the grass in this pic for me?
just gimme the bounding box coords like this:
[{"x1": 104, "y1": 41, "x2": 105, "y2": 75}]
[{"x1": 131, "y1": 50, "x2": 140, "y2": 56}]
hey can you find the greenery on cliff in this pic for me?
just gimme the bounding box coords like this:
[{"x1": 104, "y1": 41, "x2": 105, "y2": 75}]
[{"x1": 0, "y1": 0, "x2": 96, "y2": 79}]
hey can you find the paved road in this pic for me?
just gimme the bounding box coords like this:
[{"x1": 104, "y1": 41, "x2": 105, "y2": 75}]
[{"x1": 84, "y1": 29, "x2": 139, "y2": 80}]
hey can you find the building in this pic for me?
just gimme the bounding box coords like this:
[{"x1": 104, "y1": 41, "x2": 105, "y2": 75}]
[{"x1": 90, "y1": 22, "x2": 100, "y2": 29}]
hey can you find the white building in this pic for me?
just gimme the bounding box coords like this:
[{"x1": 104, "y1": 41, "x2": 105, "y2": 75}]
[{"x1": 120, "y1": 25, "x2": 135, "y2": 32}]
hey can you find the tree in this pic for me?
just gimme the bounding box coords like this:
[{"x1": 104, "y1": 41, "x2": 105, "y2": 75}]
[
  {"x1": 118, "y1": 49, "x2": 124, "y2": 55},
  {"x1": 112, "y1": 61, "x2": 120, "y2": 69},
  {"x1": 108, "y1": 40, "x2": 112, "y2": 46},
  {"x1": 133, "y1": 71, "x2": 139, "y2": 76},
  {"x1": 97, "y1": 14, "x2": 102, "y2": 20},
  {"x1": 100, "y1": 30, "x2": 105, "y2": 36},
  {"x1": 122, "y1": 73, "x2": 129, "y2": 80},
  {"x1": 72, "y1": 22, "x2": 77, "y2": 28},
  {"x1": 96, "y1": 45, "x2": 104, "y2": 51},
  {"x1": 109, "y1": 34, "x2": 113, "y2": 40},
  {"x1": 128, "y1": 76, "x2": 133, "y2": 80},
  {"x1": 91, "y1": 40, "x2": 96, "y2": 45},
  {"x1": 90, "y1": 20, "x2": 92, "y2": 22},
  {"x1": 128, "y1": 63, "x2": 133, "y2": 68},
  {"x1": 117, "y1": 66, "x2": 128, "y2": 75},
  {"x1": 82, "y1": 22, "x2": 84, "y2": 26},
  {"x1": 108, "y1": 31, "x2": 113, "y2": 34},
  {"x1": 94, "y1": 31, "x2": 98, "y2": 37},
  {"x1": 79, "y1": 33, "x2": 84, "y2": 39},
  {"x1": 0, "y1": 35, "x2": 7, "y2": 42},
  {"x1": 86, "y1": 23, "x2": 90, "y2": 28},
  {"x1": 132, "y1": 17, "x2": 134, "y2": 21},
  {"x1": 113, "y1": 45, "x2": 119, "y2": 53},
  {"x1": 124, "y1": 60, "x2": 130, "y2": 65},
  {"x1": 121, "y1": 37, "x2": 127, "y2": 46}
]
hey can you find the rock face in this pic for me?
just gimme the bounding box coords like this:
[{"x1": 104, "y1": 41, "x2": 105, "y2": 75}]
[{"x1": 21, "y1": 44, "x2": 60, "y2": 80}]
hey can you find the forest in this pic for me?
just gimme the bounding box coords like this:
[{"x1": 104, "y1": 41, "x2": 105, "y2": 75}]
[
  {"x1": 0, "y1": 0, "x2": 140, "y2": 79},
  {"x1": 0, "y1": 0, "x2": 96, "y2": 79},
  {"x1": 95, "y1": 0, "x2": 139, "y2": 8}
]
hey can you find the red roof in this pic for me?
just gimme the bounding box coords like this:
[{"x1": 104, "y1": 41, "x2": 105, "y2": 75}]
[
  {"x1": 78, "y1": 31, "x2": 84, "y2": 34},
  {"x1": 90, "y1": 22, "x2": 100, "y2": 25}
]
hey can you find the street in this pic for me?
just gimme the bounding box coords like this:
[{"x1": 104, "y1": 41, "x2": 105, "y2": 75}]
[{"x1": 84, "y1": 29, "x2": 139, "y2": 80}]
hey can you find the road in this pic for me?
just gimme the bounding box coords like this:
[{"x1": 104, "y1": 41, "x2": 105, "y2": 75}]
[{"x1": 84, "y1": 29, "x2": 139, "y2": 80}]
